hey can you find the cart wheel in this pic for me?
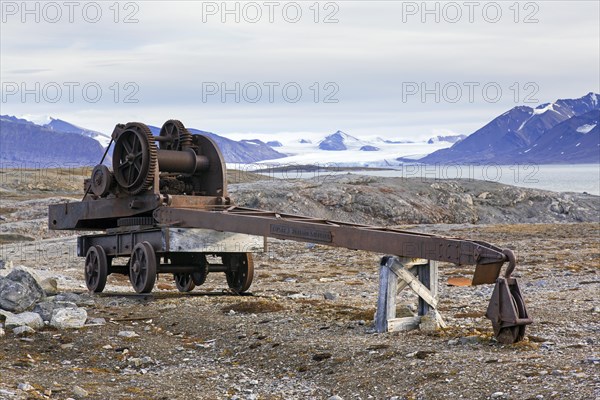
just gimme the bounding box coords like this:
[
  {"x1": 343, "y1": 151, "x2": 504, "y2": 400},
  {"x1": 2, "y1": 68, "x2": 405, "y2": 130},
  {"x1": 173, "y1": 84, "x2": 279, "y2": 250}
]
[
  {"x1": 223, "y1": 253, "x2": 254, "y2": 293},
  {"x1": 174, "y1": 273, "x2": 195, "y2": 292},
  {"x1": 192, "y1": 254, "x2": 209, "y2": 286},
  {"x1": 85, "y1": 245, "x2": 108, "y2": 293},
  {"x1": 129, "y1": 242, "x2": 157, "y2": 293}
]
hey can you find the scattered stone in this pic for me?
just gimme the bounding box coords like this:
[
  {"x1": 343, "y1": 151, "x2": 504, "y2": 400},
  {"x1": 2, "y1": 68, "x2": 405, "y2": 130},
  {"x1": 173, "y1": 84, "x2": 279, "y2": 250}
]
[
  {"x1": 527, "y1": 335, "x2": 550, "y2": 343},
  {"x1": 129, "y1": 356, "x2": 154, "y2": 367},
  {"x1": 40, "y1": 278, "x2": 59, "y2": 296},
  {"x1": 0, "y1": 268, "x2": 45, "y2": 312},
  {"x1": 459, "y1": 336, "x2": 479, "y2": 345},
  {"x1": 88, "y1": 317, "x2": 106, "y2": 325},
  {"x1": 323, "y1": 292, "x2": 338, "y2": 301},
  {"x1": 447, "y1": 338, "x2": 460, "y2": 346},
  {"x1": 584, "y1": 356, "x2": 600, "y2": 364},
  {"x1": 5, "y1": 311, "x2": 44, "y2": 330},
  {"x1": 53, "y1": 292, "x2": 94, "y2": 306},
  {"x1": 592, "y1": 306, "x2": 600, "y2": 313},
  {"x1": 491, "y1": 392, "x2": 506, "y2": 399},
  {"x1": 328, "y1": 396, "x2": 344, "y2": 400},
  {"x1": 0, "y1": 327, "x2": 4, "y2": 336},
  {"x1": 312, "y1": 352, "x2": 332, "y2": 361},
  {"x1": 17, "y1": 382, "x2": 34, "y2": 392},
  {"x1": 72, "y1": 385, "x2": 89, "y2": 398},
  {"x1": 407, "y1": 350, "x2": 436, "y2": 359},
  {"x1": 33, "y1": 301, "x2": 77, "y2": 322},
  {"x1": 54, "y1": 293, "x2": 84, "y2": 304},
  {"x1": 287, "y1": 293, "x2": 310, "y2": 299},
  {"x1": 419, "y1": 312, "x2": 439, "y2": 332},
  {"x1": 118, "y1": 330, "x2": 140, "y2": 338},
  {"x1": 50, "y1": 308, "x2": 88, "y2": 329},
  {"x1": 319, "y1": 277, "x2": 334, "y2": 282},
  {"x1": 13, "y1": 325, "x2": 36, "y2": 336}
]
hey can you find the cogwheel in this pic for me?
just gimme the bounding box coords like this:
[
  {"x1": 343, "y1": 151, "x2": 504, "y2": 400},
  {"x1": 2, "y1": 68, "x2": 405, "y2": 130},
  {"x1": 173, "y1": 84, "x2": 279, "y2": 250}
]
[
  {"x1": 159, "y1": 119, "x2": 193, "y2": 151},
  {"x1": 112, "y1": 122, "x2": 158, "y2": 195}
]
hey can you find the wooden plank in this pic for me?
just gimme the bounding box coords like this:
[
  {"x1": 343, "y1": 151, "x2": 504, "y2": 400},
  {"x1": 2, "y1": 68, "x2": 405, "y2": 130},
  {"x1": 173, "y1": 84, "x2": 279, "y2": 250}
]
[
  {"x1": 388, "y1": 258, "x2": 438, "y2": 309},
  {"x1": 387, "y1": 316, "x2": 421, "y2": 332}
]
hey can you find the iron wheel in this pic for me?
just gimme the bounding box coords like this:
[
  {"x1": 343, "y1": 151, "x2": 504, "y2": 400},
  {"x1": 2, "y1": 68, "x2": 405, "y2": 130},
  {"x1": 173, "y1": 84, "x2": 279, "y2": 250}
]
[
  {"x1": 85, "y1": 245, "x2": 108, "y2": 293},
  {"x1": 174, "y1": 273, "x2": 195, "y2": 292},
  {"x1": 223, "y1": 253, "x2": 254, "y2": 293},
  {"x1": 129, "y1": 242, "x2": 157, "y2": 293},
  {"x1": 192, "y1": 254, "x2": 209, "y2": 286}
]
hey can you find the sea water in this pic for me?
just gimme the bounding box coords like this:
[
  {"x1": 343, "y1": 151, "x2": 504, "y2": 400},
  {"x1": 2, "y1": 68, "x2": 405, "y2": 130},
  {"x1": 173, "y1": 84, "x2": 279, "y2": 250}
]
[{"x1": 255, "y1": 164, "x2": 600, "y2": 195}]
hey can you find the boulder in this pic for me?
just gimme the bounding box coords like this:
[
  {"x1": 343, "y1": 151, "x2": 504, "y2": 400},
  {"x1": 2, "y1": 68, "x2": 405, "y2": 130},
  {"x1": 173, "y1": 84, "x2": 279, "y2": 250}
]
[
  {"x1": 4, "y1": 311, "x2": 44, "y2": 330},
  {"x1": 53, "y1": 292, "x2": 94, "y2": 306},
  {"x1": 13, "y1": 325, "x2": 36, "y2": 336},
  {"x1": 50, "y1": 307, "x2": 88, "y2": 329},
  {"x1": 40, "y1": 278, "x2": 59, "y2": 296},
  {"x1": 34, "y1": 301, "x2": 77, "y2": 322},
  {"x1": 0, "y1": 267, "x2": 45, "y2": 312}
]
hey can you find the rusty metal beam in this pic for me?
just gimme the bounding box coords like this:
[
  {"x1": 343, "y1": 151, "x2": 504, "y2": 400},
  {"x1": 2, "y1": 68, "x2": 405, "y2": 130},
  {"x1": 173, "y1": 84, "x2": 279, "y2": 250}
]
[{"x1": 153, "y1": 206, "x2": 507, "y2": 267}]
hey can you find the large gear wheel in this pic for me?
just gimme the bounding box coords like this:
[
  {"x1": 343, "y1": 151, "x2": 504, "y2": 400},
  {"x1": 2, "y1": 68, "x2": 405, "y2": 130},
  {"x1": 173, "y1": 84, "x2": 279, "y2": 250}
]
[
  {"x1": 159, "y1": 119, "x2": 193, "y2": 151},
  {"x1": 112, "y1": 122, "x2": 158, "y2": 195}
]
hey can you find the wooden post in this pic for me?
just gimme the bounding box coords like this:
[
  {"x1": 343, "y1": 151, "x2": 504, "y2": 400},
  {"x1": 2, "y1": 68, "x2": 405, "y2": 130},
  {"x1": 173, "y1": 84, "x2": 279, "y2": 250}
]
[
  {"x1": 374, "y1": 256, "x2": 398, "y2": 333},
  {"x1": 375, "y1": 256, "x2": 444, "y2": 333},
  {"x1": 417, "y1": 261, "x2": 438, "y2": 316}
]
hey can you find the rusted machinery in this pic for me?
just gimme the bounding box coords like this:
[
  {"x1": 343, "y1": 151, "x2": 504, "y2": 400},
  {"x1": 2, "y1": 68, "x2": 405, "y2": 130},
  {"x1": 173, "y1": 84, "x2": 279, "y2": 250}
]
[{"x1": 48, "y1": 120, "x2": 532, "y2": 343}]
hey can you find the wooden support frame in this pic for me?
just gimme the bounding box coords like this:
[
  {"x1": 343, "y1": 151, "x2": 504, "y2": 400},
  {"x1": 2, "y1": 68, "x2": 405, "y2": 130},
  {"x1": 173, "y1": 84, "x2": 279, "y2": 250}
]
[{"x1": 375, "y1": 255, "x2": 446, "y2": 333}]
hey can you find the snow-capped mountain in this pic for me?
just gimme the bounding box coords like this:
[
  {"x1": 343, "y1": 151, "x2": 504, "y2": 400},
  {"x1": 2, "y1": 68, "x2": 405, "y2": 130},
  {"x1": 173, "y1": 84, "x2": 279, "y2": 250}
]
[
  {"x1": 519, "y1": 109, "x2": 599, "y2": 163},
  {"x1": 44, "y1": 118, "x2": 112, "y2": 148},
  {"x1": 0, "y1": 115, "x2": 105, "y2": 166},
  {"x1": 427, "y1": 134, "x2": 466, "y2": 144},
  {"x1": 145, "y1": 126, "x2": 285, "y2": 164},
  {"x1": 318, "y1": 131, "x2": 367, "y2": 151},
  {"x1": 1, "y1": 116, "x2": 286, "y2": 166},
  {"x1": 3, "y1": 92, "x2": 596, "y2": 168},
  {"x1": 253, "y1": 130, "x2": 454, "y2": 167},
  {"x1": 418, "y1": 92, "x2": 599, "y2": 164}
]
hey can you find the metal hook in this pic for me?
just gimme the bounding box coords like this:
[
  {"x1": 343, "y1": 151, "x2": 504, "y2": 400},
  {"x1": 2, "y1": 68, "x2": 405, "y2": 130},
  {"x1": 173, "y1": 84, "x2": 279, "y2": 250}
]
[{"x1": 502, "y1": 249, "x2": 516, "y2": 279}]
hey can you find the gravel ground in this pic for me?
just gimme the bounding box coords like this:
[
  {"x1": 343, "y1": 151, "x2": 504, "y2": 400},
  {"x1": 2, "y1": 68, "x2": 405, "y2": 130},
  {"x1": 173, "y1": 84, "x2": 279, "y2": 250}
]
[{"x1": 0, "y1": 171, "x2": 598, "y2": 400}]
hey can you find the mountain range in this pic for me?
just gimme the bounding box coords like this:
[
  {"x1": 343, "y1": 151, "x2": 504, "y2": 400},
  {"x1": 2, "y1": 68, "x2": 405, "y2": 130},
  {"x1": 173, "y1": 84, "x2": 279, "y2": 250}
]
[
  {"x1": 0, "y1": 116, "x2": 105, "y2": 167},
  {"x1": 1, "y1": 92, "x2": 598, "y2": 167},
  {"x1": 0, "y1": 116, "x2": 286, "y2": 166},
  {"x1": 416, "y1": 92, "x2": 599, "y2": 164}
]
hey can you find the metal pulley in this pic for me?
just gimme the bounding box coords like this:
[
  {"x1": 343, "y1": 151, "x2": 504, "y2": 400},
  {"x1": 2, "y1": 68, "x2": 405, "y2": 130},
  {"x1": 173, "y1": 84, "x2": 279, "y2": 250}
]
[{"x1": 485, "y1": 249, "x2": 533, "y2": 344}]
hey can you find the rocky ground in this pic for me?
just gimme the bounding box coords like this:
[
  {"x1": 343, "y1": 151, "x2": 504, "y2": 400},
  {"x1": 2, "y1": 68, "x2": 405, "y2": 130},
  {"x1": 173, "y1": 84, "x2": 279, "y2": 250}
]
[{"x1": 0, "y1": 168, "x2": 599, "y2": 400}]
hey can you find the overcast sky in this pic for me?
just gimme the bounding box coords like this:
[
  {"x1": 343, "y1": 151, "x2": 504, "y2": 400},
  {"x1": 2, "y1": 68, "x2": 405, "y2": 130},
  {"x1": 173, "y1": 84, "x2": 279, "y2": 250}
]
[{"x1": 1, "y1": 1, "x2": 598, "y2": 141}]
